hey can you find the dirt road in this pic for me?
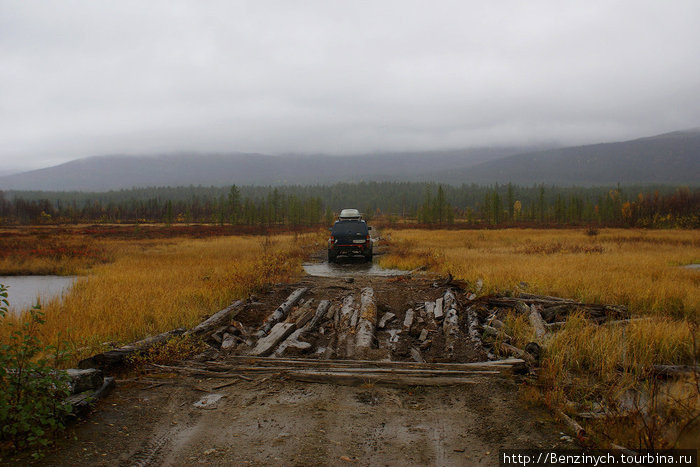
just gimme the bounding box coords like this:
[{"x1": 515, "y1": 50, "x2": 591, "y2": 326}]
[{"x1": 27, "y1": 252, "x2": 570, "y2": 466}]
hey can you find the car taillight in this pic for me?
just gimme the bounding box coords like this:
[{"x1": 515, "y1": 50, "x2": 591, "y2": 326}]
[
  {"x1": 366, "y1": 235, "x2": 370, "y2": 242},
  {"x1": 330, "y1": 236, "x2": 335, "y2": 242}
]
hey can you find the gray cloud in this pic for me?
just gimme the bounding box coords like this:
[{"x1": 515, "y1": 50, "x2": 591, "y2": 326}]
[{"x1": 1, "y1": 0, "x2": 699, "y2": 169}]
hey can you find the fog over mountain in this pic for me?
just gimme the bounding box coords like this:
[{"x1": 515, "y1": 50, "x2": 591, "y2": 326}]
[
  {"x1": 0, "y1": 130, "x2": 697, "y2": 191},
  {"x1": 1, "y1": 2, "x2": 700, "y2": 170}
]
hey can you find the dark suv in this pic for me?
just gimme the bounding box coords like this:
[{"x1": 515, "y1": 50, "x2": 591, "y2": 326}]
[{"x1": 328, "y1": 219, "x2": 372, "y2": 262}]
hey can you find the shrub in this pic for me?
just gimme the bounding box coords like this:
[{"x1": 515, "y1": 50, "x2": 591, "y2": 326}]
[{"x1": 0, "y1": 284, "x2": 72, "y2": 457}]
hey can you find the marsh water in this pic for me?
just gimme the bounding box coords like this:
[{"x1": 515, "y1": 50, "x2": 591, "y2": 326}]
[
  {"x1": 0, "y1": 276, "x2": 77, "y2": 314},
  {"x1": 302, "y1": 259, "x2": 408, "y2": 277}
]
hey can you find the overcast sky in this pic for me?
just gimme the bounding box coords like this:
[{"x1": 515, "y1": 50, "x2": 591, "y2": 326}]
[{"x1": 1, "y1": 0, "x2": 699, "y2": 171}]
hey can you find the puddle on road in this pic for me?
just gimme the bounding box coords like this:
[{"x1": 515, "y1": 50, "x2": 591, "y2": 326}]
[{"x1": 303, "y1": 260, "x2": 408, "y2": 277}]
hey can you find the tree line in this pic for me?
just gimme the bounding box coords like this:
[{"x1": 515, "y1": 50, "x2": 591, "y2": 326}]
[{"x1": 0, "y1": 182, "x2": 697, "y2": 228}]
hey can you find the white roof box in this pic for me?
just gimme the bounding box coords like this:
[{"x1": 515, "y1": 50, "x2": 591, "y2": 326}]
[{"x1": 338, "y1": 208, "x2": 362, "y2": 220}]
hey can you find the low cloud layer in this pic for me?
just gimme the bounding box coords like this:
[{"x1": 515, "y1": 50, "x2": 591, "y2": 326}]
[{"x1": 1, "y1": 0, "x2": 699, "y2": 169}]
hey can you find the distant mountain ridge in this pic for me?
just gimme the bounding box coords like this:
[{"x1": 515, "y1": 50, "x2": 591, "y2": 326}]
[
  {"x1": 0, "y1": 147, "x2": 535, "y2": 191},
  {"x1": 438, "y1": 129, "x2": 700, "y2": 186},
  {"x1": 0, "y1": 130, "x2": 698, "y2": 191}
]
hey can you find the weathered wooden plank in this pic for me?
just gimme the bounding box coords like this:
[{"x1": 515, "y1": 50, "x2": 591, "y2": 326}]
[{"x1": 251, "y1": 323, "x2": 296, "y2": 357}]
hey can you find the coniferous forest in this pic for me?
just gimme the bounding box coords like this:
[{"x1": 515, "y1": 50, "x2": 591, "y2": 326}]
[{"x1": 1, "y1": 182, "x2": 697, "y2": 228}]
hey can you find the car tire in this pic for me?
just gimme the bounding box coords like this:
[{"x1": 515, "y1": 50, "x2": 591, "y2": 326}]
[
  {"x1": 364, "y1": 251, "x2": 373, "y2": 262},
  {"x1": 328, "y1": 250, "x2": 336, "y2": 263}
]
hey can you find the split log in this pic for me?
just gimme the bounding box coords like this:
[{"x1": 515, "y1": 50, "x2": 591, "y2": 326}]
[
  {"x1": 529, "y1": 305, "x2": 547, "y2": 338},
  {"x1": 336, "y1": 294, "x2": 357, "y2": 358},
  {"x1": 418, "y1": 329, "x2": 429, "y2": 341},
  {"x1": 482, "y1": 325, "x2": 512, "y2": 342},
  {"x1": 424, "y1": 301, "x2": 435, "y2": 319},
  {"x1": 434, "y1": 297, "x2": 444, "y2": 320},
  {"x1": 78, "y1": 328, "x2": 186, "y2": 370},
  {"x1": 556, "y1": 409, "x2": 586, "y2": 439},
  {"x1": 286, "y1": 372, "x2": 480, "y2": 387},
  {"x1": 251, "y1": 322, "x2": 296, "y2": 357},
  {"x1": 497, "y1": 342, "x2": 536, "y2": 365},
  {"x1": 308, "y1": 300, "x2": 331, "y2": 328},
  {"x1": 410, "y1": 347, "x2": 425, "y2": 363},
  {"x1": 258, "y1": 288, "x2": 307, "y2": 336},
  {"x1": 67, "y1": 377, "x2": 116, "y2": 418},
  {"x1": 355, "y1": 287, "x2": 377, "y2": 350},
  {"x1": 221, "y1": 333, "x2": 237, "y2": 350},
  {"x1": 186, "y1": 300, "x2": 244, "y2": 337},
  {"x1": 377, "y1": 312, "x2": 395, "y2": 329},
  {"x1": 402, "y1": 309, "x2": 415, "y2": 332}
]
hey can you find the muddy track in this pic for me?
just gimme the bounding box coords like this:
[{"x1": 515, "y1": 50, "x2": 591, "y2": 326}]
[{"x1": 28, "y1": 250, "x2": 573, "y2": 466}]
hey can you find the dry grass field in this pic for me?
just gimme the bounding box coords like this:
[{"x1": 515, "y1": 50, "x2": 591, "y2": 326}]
[
  {"x1": 0, "y1": 227, "x2": 321, "y2": 362},
  {"x1": 379, "y1": 228, "x2": 699, "y2": 448}
]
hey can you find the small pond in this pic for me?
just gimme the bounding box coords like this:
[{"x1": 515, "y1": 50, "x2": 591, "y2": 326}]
[{"x1": 0, "y1": 276, "x2": 77, "y2": 315}]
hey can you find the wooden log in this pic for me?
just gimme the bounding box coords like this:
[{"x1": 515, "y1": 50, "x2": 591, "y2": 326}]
[
  {"x1": 518, "y1": 293, "x2": 575, "y2": 302},
  {"x1": 443, "y1": 291, "x2": 460, "y2": 357},
  {"x1": 418, "y1": 329, "x2": 429, "y2": 341},
  {"x1": 67, "y1": 377, "x2": 116, "y2": 419},
  {"x1": 545, "y1": 321, "x2": 566, "y2": 331},
  {"x1": 497, "y1": 342, "x2": 536, "y2": 365},
  {"x1": 78, "y1": 328, "x2": 186, "y2": 370},
  {"x1": 308, "y1": 300, "x2": 331, "y2": 328},
  {"x1": 556, "y1": 409, "x2": 586, "y2": 439},
  {"x1": 336, "y1": 294, "x2": 357, "y2": 358},
  {"x1": 653, "y1": 364, "x2": 700, "y2": 377},
  {"x1": 377, "y1": 312, "x2": 395, "y2": 329},
  {"x1": 355, "y1": 287, "x2": 377, "y2": 350},
  {"x1": 206, "y1": 357, "x2": 526, "y2": 373},
  {"x1": 489, "y1": 318, "x2": 505, "y2": 329},
  {"x1": 259, "y1": 288, "x2": 307, "y2": 335},
  {"x1": 482, "y1": 324, "x2": 512, "y2": 341},
  {"x1": 221, "y1": 333, "x2": 237, "y2": 350},
  {"x1": 66, "y1": 368, "x2": 104, "y2": 394},
  {"x1": 529, "y1": 305, "x2": 547, "y2": 338},
  {"x1": 402, "y1": 308, "x2": 415, "y2": 332},
  {"x1": 410, "y1": 347, "x2": 425, "y2": 363},
  {"x1": 251, "y1": 322, "x2": 296, "y2": 357},
  {"x1": 465, "y1": 306, "x2": 483, "y2": 343},
  {"x1": 434, "y1": 297, "x2": 444, "y2": 320},
  {"x1": 424, "y1": 301, "x2": 435, "y2": 319},
  {"x1": 443, "y1": 289, "x2": 456, "y2": 310},
  {"x1": 186, "y1": 300, "x2": 244, "y2": 337},
  {"x1": 286, "y1": 372, "x2": 480, "y2": 387}
]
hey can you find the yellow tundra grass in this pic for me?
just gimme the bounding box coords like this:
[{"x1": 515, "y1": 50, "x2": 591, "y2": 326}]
[
  {"x1": 1, "y1": 233, "x2": 318, "y2": 361},
  {"x1": 380, "y1": 228, "x2": 699, "y2": 448},
  {"x1": 379, "y1": 228, "x2": 699, "y2": 317}
]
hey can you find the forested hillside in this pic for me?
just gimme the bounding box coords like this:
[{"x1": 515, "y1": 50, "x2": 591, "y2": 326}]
[{"x1": 2, "y1": 182, "x2": 697, "y2": 228}]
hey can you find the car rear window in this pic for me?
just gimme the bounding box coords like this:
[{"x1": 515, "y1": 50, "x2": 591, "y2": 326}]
[{"x1": 332, "y1": 221, "x2": 368, "y2": 235}]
